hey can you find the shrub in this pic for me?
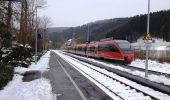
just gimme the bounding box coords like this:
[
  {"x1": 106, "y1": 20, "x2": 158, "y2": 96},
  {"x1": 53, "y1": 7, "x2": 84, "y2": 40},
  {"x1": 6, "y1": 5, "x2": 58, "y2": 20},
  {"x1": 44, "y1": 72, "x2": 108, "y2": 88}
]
[
  {"x1": 1, "y1": 43, "x2": 33, "y2": 68},
  {"x1": 0, "y1": 64, "x2": 14, "y2": 90}
]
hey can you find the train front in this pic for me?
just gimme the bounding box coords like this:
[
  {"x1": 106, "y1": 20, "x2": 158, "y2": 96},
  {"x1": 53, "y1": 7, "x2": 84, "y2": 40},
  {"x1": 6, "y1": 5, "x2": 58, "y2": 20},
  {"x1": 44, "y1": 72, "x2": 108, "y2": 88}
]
[{"x1": 116, "y1": 40, "x2": 134, "y2": 63}]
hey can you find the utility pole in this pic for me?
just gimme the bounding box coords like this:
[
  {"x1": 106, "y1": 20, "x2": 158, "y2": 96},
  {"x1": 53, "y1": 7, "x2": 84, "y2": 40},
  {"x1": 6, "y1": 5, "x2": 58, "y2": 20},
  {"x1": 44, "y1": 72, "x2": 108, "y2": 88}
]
[
  {"x1": 34, "y1": 6, "x2": 42, "y2": 64},
  {"x1": 35, "y1": 7, "x2": 38, "y2": 64},
  {"x1": 145, "y1": 0, "x2": 151, "y2": 78},
  {"x1": 86, "y1": 24, "x2": 90, "y2": 58},
  {"x1": 147, "y1": 0, "x2": 150, "y2": 37},
  {"x1": 43, "y1": 29, "x2": 45, "y2": 52},
  {"x1": 87, "y1": 24, "x2": 90, "y2": 43}
]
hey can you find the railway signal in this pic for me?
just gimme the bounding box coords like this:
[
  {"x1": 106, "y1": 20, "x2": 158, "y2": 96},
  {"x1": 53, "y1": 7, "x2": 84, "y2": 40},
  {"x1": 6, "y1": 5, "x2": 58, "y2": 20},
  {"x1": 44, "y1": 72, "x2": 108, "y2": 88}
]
[
  {"x1": 86, "y1": 24, "x2": 90, "y2": 58},
  {"x1": 143, "y1": 33, "x2": 152, "y2": 41}
]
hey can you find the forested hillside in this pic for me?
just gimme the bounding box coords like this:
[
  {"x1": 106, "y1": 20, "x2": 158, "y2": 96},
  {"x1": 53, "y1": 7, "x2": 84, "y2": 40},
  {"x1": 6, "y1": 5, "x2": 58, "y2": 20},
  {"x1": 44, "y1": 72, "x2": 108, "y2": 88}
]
[
  {"x1": 106, "y1": 10, "x2": 170, "y2": 42},
  {"x1": 48, "y1": 18, "x2": 129, "y2": 47},
  {"x1": 48, "y1": 9, "x2": 170, "y2": 48}
]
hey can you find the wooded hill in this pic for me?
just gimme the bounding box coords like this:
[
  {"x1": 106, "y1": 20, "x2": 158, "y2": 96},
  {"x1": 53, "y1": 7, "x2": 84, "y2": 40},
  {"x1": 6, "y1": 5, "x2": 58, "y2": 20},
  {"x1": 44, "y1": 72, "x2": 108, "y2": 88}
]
[{"x1": 48, "y1": 9, "x2": 170, "y2": 48}]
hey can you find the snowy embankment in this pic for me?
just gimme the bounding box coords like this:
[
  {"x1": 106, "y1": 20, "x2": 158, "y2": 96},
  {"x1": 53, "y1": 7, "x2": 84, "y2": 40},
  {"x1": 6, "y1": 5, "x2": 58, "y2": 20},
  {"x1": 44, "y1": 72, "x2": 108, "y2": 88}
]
[
  {"x1": 92, "y1": 58, "x2": 170, "y2": 86},
  {"x1": 62, "y1": 51, "x2": 170, "y2": 86},
  {"x1": 130, "y1": 59, "x2": 170, "y2": 74},
  {"x1": 0, "y1": 51, "x2": 54, "y2": 100}
]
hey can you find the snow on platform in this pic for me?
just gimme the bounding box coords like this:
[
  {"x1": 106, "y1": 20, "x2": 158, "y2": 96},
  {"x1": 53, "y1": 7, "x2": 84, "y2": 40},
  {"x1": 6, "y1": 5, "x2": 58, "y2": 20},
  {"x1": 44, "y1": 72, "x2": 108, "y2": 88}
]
[{"x1": 0, "y1": 51, "x2": 54, "y2": 100}]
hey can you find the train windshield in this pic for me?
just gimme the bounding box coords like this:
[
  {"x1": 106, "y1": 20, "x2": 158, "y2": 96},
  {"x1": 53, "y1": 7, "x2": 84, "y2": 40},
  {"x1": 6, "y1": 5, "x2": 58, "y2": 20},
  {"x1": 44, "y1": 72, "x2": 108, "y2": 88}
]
[
  {"x1": 98, "y1": 44, "x2": 119, "y2": 52},
  {"x1": 116, "y1": 40, "x2": 132, "y2": 54}
]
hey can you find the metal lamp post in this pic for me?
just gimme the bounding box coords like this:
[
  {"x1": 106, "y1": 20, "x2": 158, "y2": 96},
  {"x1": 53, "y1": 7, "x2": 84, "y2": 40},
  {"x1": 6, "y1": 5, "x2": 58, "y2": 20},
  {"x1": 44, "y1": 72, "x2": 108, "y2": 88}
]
[
  {"x1": 35, "y1": 6, "x2": 41, "y2": 64},
  {"x1": 145, "y1": 0, "x2": 151, "y2": 78},
  {"x1": 35, "y1": 7, "x2": 38, "y2": 64},
  {"x1": 86, "y1": 24, "x2": 90, "y2": 58}
]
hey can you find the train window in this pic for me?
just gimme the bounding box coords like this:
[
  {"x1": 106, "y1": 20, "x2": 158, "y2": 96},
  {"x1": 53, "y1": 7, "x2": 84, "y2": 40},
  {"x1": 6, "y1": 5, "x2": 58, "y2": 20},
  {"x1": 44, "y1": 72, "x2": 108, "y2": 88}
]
[
  {"x1": 116, "y1": 40, "x2": 132, "y2": 53},
  {"x1": 98, "y1": 44, "x2": 119, "y2": 52},
  {"x1": 77, "y1": 47, "x2": 82, "y2": 51},
  {"x1": 98, "y1": 44, "x2": 105, "y2": 51},
  {"x1": 89, "y1": 47, "x2": 95, "y2": 52},
  {"x1": 109, "y1": 44, "x2": 119, "y2": 52},
  {"x1": 83, "y1": 47, "x2": 87, "y2": 51}
]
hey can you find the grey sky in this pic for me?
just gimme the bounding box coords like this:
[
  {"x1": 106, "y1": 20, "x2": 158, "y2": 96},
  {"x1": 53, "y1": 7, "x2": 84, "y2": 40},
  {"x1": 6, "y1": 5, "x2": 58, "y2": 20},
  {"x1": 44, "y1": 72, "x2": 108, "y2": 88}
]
[{"x1": 39, "y1": 0, "x2": 170, "y2": 27}]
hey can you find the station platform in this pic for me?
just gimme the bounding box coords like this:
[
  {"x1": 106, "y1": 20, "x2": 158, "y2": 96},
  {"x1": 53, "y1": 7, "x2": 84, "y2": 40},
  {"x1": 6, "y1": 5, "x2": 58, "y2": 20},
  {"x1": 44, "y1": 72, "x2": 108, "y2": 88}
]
[
  {"x1": 46, "y1": 53, "x2": 84, "y2": 100},
  {"x1": 44, "y1": 51, "x2": 112, "y2": 100}
]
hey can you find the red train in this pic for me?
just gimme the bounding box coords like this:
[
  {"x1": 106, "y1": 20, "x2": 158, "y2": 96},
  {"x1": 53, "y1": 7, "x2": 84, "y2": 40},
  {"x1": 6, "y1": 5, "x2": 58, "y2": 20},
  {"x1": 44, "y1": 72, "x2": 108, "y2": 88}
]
[{"x1": 63, "y1": 38, "x2": 134, "y2": 63}]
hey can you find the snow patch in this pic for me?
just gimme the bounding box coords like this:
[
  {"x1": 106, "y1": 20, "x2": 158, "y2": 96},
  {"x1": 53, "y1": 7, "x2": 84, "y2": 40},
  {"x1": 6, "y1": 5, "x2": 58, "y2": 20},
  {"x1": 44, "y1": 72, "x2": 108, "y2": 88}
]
[
  {"x1": 15, "y1": 51, "x2": 51, "y2": 74},
  {"x1": 0, "y1": 51, "x2": 53, "y2": 100},
  {"x1": 0, "y1": 75, "x2": 53, "y2": 100}
]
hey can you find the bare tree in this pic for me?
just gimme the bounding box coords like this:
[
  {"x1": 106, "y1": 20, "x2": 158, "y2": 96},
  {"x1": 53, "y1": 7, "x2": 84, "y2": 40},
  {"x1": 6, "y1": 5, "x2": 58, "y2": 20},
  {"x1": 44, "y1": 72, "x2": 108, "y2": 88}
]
[
  {"x1": 0, "y1": 1, "x2": 13, "y2": 47},
  {"x1": 38, "y1": 16, "x2": 51, "y2": 29},
  {"x1": 18, "y1": 0, "x2": 47, "y2": 47},
  {"x1": 0, "y1": 0, "x2": 47, "y2": 48}
]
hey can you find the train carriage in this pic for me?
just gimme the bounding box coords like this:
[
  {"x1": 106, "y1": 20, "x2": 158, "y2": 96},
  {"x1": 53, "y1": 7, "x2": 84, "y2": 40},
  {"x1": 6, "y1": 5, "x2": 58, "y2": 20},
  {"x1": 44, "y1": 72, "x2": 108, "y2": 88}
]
[
  {"x1": 64, "y1": 38, "x2": 134, "y2": 63},
  {"x1": 95, "y1": 40, "x2": 134, "y2": 62}
]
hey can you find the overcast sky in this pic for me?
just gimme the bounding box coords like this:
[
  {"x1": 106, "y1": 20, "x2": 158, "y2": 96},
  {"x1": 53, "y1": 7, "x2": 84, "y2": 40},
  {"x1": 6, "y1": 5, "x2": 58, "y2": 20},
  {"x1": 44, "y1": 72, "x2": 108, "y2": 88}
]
[{"x1": 39, "y1": 0, "x2": 170, "y2": 27}]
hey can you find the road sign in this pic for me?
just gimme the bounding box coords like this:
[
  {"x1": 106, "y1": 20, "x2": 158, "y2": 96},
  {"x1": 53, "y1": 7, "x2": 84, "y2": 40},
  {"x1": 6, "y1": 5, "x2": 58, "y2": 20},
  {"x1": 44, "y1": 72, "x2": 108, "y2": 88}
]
[
  {"x1": 143, "y1": 33, "x2": 152, "y2": 41},
  {"x1": 37, "y1": 33, "x2": 43, "y2": 39}
]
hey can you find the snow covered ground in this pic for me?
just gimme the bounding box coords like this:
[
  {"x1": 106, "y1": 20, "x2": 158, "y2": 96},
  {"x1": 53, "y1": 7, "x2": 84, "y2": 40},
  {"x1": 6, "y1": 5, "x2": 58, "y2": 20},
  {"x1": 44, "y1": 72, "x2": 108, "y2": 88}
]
[
  {"x1": 130, "y1": 59, "x2": 170, "y2": 74},
  {"x1": 55, "y1": 51, "x2": 170, "y2": 100},
  {"x1": 0, "y1": 51, "x2": 54, "y2": 100},
  {"x1": 1, "y1": 49, "x2": 169, "y2": 100}
]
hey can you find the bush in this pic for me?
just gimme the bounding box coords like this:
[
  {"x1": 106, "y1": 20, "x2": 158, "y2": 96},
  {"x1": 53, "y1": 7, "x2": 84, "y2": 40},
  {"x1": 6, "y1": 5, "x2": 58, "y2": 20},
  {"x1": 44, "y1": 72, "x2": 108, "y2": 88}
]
[
  {"x1": 1, "y1": 43, "x2": 33, "y2": 67},
  {"x1": 0, "y1": 64, "x2": 14, "y2": 90}
]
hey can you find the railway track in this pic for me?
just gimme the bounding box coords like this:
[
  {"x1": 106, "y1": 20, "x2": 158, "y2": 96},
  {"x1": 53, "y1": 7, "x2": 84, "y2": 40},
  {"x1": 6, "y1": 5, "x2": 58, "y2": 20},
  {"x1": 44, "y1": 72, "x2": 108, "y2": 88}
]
[
  {"x1": 56, "y1": 51, "x2": 170, "y2": 100},
  {"x1": 63, "y1": 52, "x2": 170, "y2": 79},
  {"x1": 94, "y1": 58, "x2": 170, "y2": 78},
  {"x1": 93, "y1": 58, "x2": 170, "y2": 78},
  {"x1": 60, "y1": 52, "x2": 170, "y2": 94},
  {"x1": 127, "y1": 65, "x2": 170, "y2": 77}
]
